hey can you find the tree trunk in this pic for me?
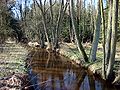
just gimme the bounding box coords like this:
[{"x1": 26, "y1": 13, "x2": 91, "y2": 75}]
[
  {"x1": 90, "y1": 0, "x2": 94, "y2": 43},
  {"x1": 54, "y1": 0, "x2": 68, "y2": 49},
  {"x1": 68, "y1": 5, "x2": 74, "y2": 43},
  {"x1": 90, "y1": 0, "x2": 101, "y2": 62},
  {"x1": 105, "y1": 0, "x2": 113, "y2": 64},
  {"x1": 69, "y1": 0, "x2": 88, "y2": 62},
  {"x1": 35, "y1": 0, "x2": 51, "y2": 49},
  {"x1": 39, "y1": 29, "x2": 45, "y2": 48},
  {"x1": 54, "y1": 0, "x2": 64, "y2": 49},
  {"x1": 106, "y1": 0, "x2": 118, "y2": 80},
  {"x1": 76, "y1": 0, "x2": 82, "y2": 42},
  {"x1": 100, "y1": 0, "x2": 106, "y2": 79},
  {"x1": 49, "y1": 0, "x2": 55, "y2": 50}
]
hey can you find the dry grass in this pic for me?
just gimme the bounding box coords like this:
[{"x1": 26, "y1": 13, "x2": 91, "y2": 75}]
[
  {"x1": 59, "y1": 42, "x2": 120, "y2": 84},
  {"x1": 0, "y1": 42, "x2": 28, "y2": 77}
]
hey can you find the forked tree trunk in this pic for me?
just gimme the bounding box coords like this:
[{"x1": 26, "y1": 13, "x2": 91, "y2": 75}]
[
  {"x1": 90, "y1": 0, "x2": 101, "y2": 62},
  {"x1": 106, "y1": 0, "x2": 118, "y2": 80},
  {"x1": 54, "y1": 0, "x2": 68, "y2": 50},
  {"x1": 35, "y1": 0, "x2": 51, "y2": 49}
]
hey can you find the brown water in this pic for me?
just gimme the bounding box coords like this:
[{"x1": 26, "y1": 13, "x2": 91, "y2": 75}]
[{"x1": 27, "y1": 49, "x2": 119, "y2": 90}]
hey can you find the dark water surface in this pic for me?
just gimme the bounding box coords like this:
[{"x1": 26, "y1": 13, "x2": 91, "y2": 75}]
[{"x1": 27, "y1": 49, "x2": 119, "y2": 90}]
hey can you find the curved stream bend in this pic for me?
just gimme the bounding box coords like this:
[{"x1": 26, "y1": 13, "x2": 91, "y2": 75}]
[{"x1": 27, "y1": 49, "x2": 118, "y2": 90}]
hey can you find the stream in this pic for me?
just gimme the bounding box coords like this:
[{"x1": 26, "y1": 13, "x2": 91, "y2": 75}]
[{"x1": 27, "y1": 48, "x2": 119, "y2": 90}]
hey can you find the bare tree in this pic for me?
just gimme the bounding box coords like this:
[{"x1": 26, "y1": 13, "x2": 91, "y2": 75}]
[
  {"x1": 105, "y1": 0, "x2": 113, "y2": 64},
  {"x1": 54, "y1": 0, "x2": 68, "y2": 50},
  {"x1": 106, "y1": 0, "x2": 118, "y2": 80},
  {"x1": 69, "y1": 0, "x2": 88, "y2": 62},
  {"x1": 100, "y1": 0, "x2": 106, "y2": 79},
  {"x1": 54, "y1": 0, "x2": 65, "y2": 49},
  {"x1": 35, "y1": 0, "x2": 51, "y2": 49},
  {"x1": 89, "y1": 0, "x2": 101, "y2": 62}
]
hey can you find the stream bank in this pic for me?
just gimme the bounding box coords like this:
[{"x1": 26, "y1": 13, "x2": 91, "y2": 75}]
[
  {"x1": 59, "y1": 42, "x2": 120, "y2": 85},
  {"x1": 26, "y1": 48, "x2": 119, "y2": 90},
  {"x1": 0, "y1": 41, "x2": 33, "y2": 90},
  {"x1": 0, "y1": 41, "x2": 120, "y2": 89}
]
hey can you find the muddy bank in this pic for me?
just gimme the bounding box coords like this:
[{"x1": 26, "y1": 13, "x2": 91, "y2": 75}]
[{"x1": 59, "y1": 43, "x2": 120, "y2": 85}]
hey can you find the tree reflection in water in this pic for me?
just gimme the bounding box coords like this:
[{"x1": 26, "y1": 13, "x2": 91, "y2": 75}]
[{"x1": 27, "y1": 48, "x2": 118, "y2": 90}]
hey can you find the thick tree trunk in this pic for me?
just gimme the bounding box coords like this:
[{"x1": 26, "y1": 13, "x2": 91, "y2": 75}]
[
  {"x1": 106, "y1": 0, "x2": 118, "y2": 80},
  {"x1": 69, "y1": 0, "x2": 88, "y2": 62},
  {"x1": 90, "y1": 1, "x2": 101, "y2": 62}
]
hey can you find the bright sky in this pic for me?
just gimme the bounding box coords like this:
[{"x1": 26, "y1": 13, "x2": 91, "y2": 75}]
[
  {"x1": 14, "y1": 0, "x2": 99, "y2": 9},
  {"x1": 12, "y1": 0, "x2": 106, "y2": 19}
]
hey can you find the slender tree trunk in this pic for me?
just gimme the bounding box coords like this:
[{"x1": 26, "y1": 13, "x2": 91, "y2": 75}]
[
  {"x1": 69, "y1": 0, "x2": 88, "y2": 62},
  {"x1": 83, "y1": 0, "x2": 86, "y2": 43},
  {"x1": 24, "y1": 0, "x2": 27, "y2": 26},
  {"x1": 100, "y1": 0, "x2": 106, "y2": 79},
  {"x1": 49, "y1": 0, "x2": 55, "y2": 49},
  {"x1": 54, "y1": 0, "x2": 68, "y2": 49},
  {"x1": 76, "y1": 0, "x2": 82, "y2": 42},
  {"x1": 90, "y1": 0, "x2": 94, "y2": 43},
  {"x1": 40, "y1": 30, "x2": 45, "y2": 48},
  {"x1": 106, "y1": 0, "x2": 118, "y2": 80},
  {"x1": 68, "y1": 4, "x2": 74, "y2": 43},
  {"x1": 54, "y1": 0, "x2": 64, "y2": 49},
  {"x1": 76, "y1": 0, "x2": 80, "y2": 34},
  {"x1": 90, "y1": 0, "x2": 101, "y2": 62},
  {"x1": 105, "y1": 0, "x2": 113, "y2": 64}
]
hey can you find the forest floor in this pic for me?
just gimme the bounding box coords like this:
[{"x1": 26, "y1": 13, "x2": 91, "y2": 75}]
[
  {"x1": 0, "y1": 41, "x2": 31, "y2": 90},
  {"x1": 59, "y1": 42, "x2": 120, "y2": 84}
]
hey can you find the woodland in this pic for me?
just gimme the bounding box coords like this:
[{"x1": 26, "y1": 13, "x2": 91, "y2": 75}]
[{"x1": 0, "y1": 0, "x2": 120, "y2": 89}]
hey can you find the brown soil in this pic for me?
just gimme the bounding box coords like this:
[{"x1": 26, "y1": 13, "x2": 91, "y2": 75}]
[
  {"x1": 0, "y1": 41, "x2": 31, "y2": 90},
  {"x1": 0, "y1": 73, "x2": 33, "y2": 90}
]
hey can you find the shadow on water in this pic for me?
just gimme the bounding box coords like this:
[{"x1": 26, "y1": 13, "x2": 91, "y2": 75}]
[{"x1": 26, "y1": 48, "x2": 119, "y2": 90}]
